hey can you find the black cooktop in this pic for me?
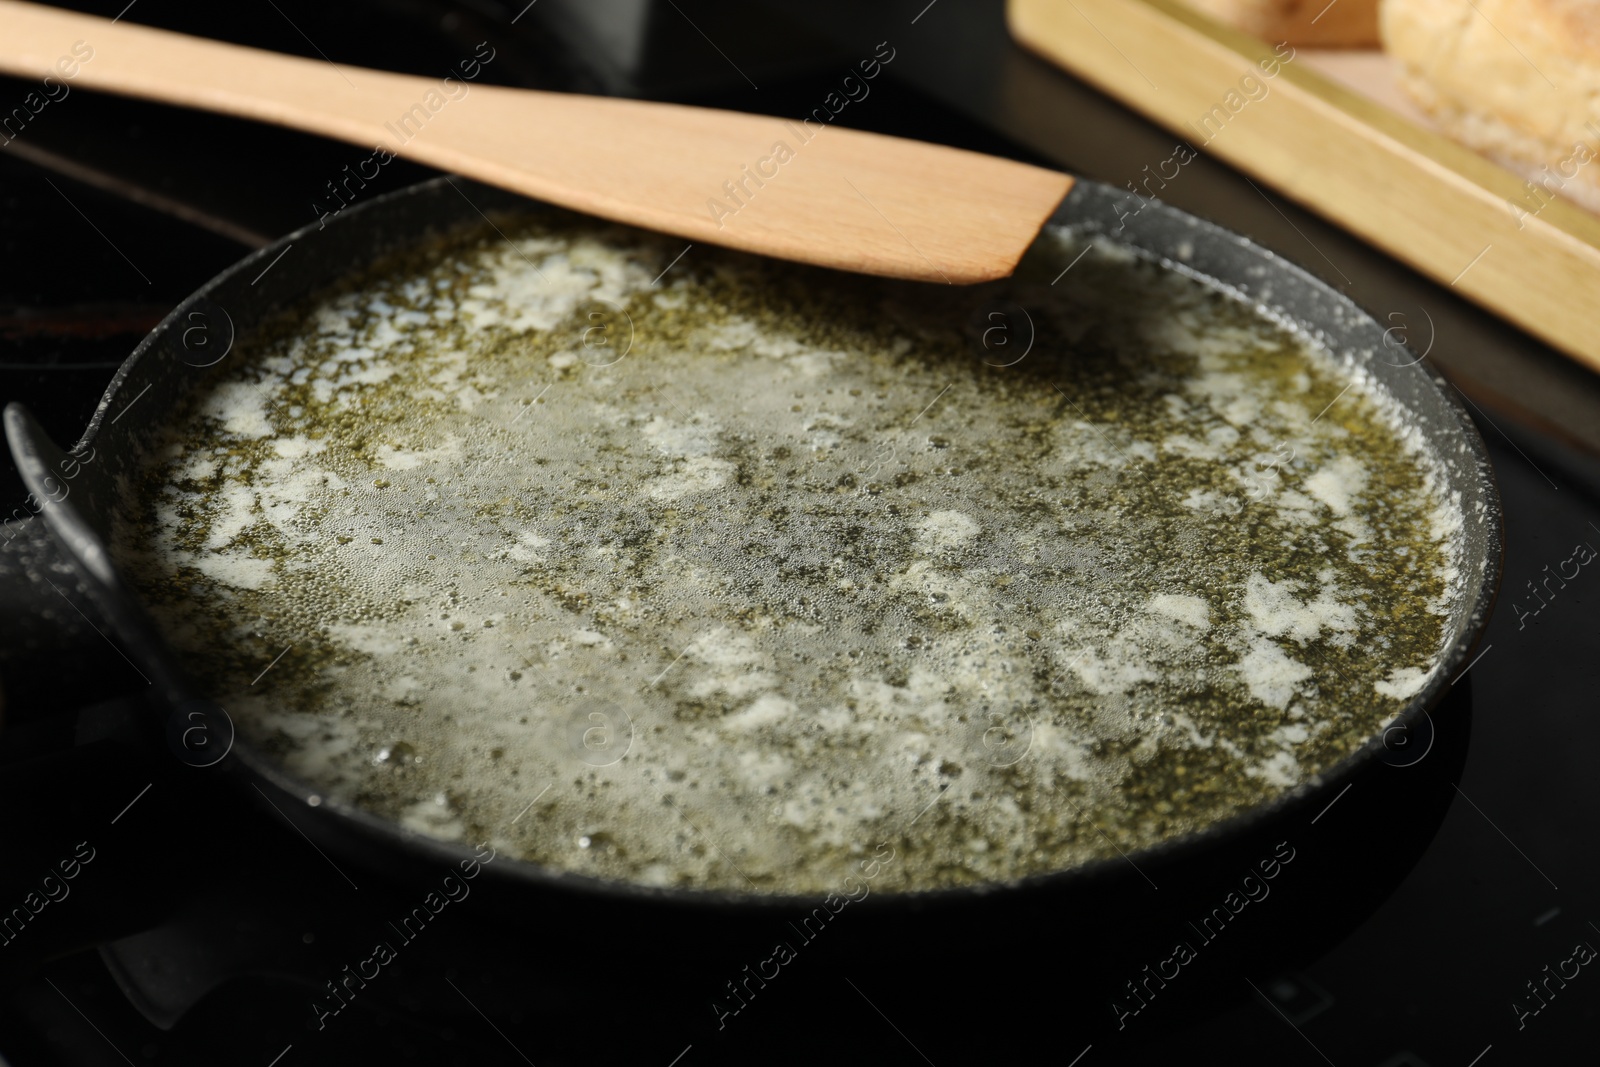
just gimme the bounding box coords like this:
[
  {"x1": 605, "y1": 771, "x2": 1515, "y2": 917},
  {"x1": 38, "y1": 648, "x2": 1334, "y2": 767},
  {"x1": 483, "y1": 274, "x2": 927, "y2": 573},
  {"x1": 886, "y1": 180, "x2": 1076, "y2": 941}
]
[{"x1": 2, "y1": 2, "x2": 1598, "y2": 1064}]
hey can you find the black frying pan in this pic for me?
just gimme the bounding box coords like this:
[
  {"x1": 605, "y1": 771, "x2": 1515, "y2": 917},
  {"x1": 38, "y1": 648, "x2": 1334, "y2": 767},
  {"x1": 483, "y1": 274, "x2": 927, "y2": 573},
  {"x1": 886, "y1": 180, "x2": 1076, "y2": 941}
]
[{"x1": 0, "y1": 176, "x2": 1501, "y2": 1055}]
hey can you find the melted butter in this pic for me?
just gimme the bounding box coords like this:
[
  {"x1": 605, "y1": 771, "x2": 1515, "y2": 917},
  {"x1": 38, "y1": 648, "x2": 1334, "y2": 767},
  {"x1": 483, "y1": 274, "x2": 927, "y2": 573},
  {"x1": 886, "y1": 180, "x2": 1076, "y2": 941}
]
[{"x1": 112, "y1": 213, "x2": 1463, "y2": 893}]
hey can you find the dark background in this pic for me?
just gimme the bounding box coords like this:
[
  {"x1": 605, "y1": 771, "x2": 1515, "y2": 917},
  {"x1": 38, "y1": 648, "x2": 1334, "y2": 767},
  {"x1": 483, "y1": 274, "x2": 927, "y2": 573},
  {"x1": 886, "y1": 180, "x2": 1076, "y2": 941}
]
[{"x1": 0, "y1": 0, "x2": 1596, "y2": 1063}]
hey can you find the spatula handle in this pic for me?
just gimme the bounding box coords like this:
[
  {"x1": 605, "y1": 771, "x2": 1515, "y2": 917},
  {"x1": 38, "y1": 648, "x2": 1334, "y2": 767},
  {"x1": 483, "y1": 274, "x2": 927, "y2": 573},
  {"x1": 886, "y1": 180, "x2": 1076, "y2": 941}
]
[{"x1": 0, "y1": 0, "x2": 1072, "y2": 286}]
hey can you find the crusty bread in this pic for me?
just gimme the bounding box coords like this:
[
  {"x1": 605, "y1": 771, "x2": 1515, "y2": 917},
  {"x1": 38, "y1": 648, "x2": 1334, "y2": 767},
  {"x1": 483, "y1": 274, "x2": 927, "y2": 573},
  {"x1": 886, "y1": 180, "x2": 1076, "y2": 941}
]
[
  {"x1": 1181, "y1": 0, "x2": 1381, "y2": 46},
  {"x1": 1382, "y1": 0, "x2": 1600, "y2": 215}
]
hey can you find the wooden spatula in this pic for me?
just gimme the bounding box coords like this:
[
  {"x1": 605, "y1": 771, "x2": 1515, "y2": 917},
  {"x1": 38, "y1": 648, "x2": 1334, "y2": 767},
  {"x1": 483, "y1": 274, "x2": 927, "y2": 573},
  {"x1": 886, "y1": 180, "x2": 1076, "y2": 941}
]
[{"x1": 0, "y1": 0, "x2": 1072, "y2": 284}]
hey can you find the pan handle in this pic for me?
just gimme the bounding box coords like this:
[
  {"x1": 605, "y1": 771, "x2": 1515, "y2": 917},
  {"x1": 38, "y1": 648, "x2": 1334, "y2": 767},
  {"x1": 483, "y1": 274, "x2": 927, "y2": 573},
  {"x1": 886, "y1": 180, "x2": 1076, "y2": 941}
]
[
  {"x1": 3, "y1": 405, "x2": 237, "y2": 775},
  {"x1": 6, "y1": 404, "x2": 183, "y2": 672},
  {"x1": 0, "y1": 513, "x2": 147, "y2": 721}
]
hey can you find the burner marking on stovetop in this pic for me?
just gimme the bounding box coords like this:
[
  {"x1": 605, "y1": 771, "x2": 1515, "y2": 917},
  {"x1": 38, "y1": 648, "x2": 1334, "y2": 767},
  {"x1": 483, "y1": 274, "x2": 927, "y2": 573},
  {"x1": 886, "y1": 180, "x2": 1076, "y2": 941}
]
[
  {"x1": 266, "y1": 1044, "x2": 293, "y2": 1067},
  {"x1": 1065, "y1": 1045, "x2": 1092, "y2": 1067},
  {"x1": 110, "y1": 782, "x2": 152, "y2": 824},
  {"x1": 1466, "y1": 1044, "x2": 1492, "y2": 1067},
  {"x1": 666, "y1": 1044, "x2": 693, "y2": 1067}
]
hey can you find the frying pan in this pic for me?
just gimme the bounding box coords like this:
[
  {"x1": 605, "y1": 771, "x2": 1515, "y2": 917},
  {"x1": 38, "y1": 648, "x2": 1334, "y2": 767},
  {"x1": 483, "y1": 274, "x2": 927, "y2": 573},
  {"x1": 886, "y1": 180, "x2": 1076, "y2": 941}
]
[{"x1": 0, "y1": 175, "x2": 1501, "y2": 1050}]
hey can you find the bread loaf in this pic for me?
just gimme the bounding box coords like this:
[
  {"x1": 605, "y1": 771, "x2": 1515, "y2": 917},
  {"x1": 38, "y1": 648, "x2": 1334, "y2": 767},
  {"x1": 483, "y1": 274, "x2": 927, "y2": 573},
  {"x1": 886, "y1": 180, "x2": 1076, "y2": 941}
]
[
  {"x1": 1181, "y1": 0, "x2": 1380, "y2": 46},
  {"x1": 1382, "y1": 0, "x2": 1600, "y2": 216}
]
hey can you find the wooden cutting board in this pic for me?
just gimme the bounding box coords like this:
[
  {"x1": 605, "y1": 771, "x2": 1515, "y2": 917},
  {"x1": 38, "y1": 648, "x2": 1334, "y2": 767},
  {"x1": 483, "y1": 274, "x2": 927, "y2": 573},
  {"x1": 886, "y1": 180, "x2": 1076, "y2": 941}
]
[{"x1": 1008, "y1": 0, "x2": 1600, "y2": 376}]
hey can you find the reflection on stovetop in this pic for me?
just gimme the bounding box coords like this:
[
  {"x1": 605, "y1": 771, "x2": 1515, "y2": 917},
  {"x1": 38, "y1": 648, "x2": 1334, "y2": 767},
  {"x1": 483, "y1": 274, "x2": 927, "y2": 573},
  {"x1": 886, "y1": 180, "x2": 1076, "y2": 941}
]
[{"x1": 3, "y1": 2, "x2": 1600, "y2": 1065}]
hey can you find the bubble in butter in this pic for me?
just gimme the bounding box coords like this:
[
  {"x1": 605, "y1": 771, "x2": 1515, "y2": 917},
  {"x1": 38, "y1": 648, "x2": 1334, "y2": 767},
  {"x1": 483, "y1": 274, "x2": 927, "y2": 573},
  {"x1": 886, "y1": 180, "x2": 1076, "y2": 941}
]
[{"x1": 113, "y1": 209, "x2": 1463, "y2": 894}]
